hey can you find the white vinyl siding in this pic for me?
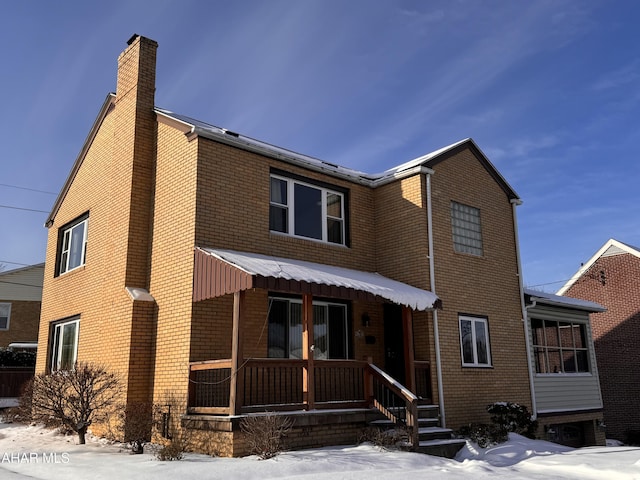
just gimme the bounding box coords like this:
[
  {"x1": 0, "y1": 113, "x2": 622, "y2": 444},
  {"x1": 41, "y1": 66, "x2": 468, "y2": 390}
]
[{"x1": 527, "y1": 305, "x2": 602, "y2": 413}]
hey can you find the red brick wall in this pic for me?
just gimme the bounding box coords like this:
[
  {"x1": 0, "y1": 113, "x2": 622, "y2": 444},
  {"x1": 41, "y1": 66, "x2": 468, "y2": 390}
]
[{"x1": 564, "y1": 252, "x2": 640, "y2": 441}]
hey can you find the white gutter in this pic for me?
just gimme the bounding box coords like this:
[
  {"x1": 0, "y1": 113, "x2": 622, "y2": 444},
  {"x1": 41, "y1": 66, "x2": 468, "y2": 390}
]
[
  {"x1": 511, "y1": 198, "x2": 537, "y2": 419},
  {"x1": 426, "y1": 171, "x2": 446, "y2": 427}
]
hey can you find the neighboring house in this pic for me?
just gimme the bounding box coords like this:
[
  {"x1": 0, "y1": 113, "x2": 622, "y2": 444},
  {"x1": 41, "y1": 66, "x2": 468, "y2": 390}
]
[
  {"x1": 523, "y1": 288, "x2": 606, "y2": 447},
  {"x1": 37, "y1": 35, "x2": 596, "y2": 456},
  {"x1": 0, "y1": 263, "x2": 43, "y2": 349},
  {"x1": 558, "y1": 239, "x2": 640, "y2": 442}
]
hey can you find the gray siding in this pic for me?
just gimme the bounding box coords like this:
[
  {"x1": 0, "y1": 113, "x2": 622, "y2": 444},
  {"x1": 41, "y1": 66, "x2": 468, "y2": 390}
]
[
  {"x1": 527, "y1": 304, "x2": 603, "y2": 413},
  {"x1": 0, "y1": 264, "x2": 44, "y2": 302}
]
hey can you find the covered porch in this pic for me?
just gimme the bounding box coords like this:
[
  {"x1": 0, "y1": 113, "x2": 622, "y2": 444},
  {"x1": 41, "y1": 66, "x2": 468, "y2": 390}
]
[{"x1": 188, "y1": 248, "x2": 440, "y2": 450}]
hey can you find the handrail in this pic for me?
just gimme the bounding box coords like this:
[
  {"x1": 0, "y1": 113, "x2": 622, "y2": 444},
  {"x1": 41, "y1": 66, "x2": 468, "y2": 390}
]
[
  {"x1": 366, "y1": 363, "x2": 419, "y2": 449},
  {"x1": 188, "y1": 358, "x2": 420, "y2": 449}
]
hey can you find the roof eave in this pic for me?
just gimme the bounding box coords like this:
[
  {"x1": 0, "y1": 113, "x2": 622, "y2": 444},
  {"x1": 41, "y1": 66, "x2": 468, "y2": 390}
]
[
  {"x1": 45, "y1": 93, "x2": 116, "y2": 228},
  {"x1": 557, "y1": 238, "x2": 640, "y2": 295}
]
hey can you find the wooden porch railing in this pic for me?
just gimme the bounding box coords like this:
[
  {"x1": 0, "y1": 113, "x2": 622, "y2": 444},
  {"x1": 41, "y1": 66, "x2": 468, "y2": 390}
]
[
  {"x1": 188, "y1": 358, "x2": 422, "y2": 448},
  {"x1": 0, "y1": 367, "x2": 34, "y2": 398},
  {"x1": 366, "y1": 363, "x2": 419, "y2": 448}
]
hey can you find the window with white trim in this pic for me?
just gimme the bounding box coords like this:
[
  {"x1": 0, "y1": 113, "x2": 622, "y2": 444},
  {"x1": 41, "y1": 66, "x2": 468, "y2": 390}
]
[
  {"x1": 50, "y1": 318, "x2": 79, "y2": 371},
  {"x1": 531, "y1": 318, "x2": 589, "y2": 374},
  {"x1": 270, "y1": 174, "x2": 345, "y2": 245},
  {"x1": 451, "y1": 201, "x2": 483, "y2": 256},
  {"x1": 459, "y1": 315, "x2": 491, "y2": 367},
  {"x1": 57, "y1": 214, "x2": 88, "y2": 275},
  {"x1": 268, "y1": 297, "x2": 349, "y2": 359},
  {"x1": 0, "y1": 303, "x2": 10, "y2": 330}
]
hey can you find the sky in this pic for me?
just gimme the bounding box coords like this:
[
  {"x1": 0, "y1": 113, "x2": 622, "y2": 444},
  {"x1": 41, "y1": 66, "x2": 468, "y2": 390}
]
[
  {"x1": 1, "y1": 0, "x2": 639, "y2": 292},
  {"x1": 1, "y1": 423, "x2": 640, "y2": 480}
]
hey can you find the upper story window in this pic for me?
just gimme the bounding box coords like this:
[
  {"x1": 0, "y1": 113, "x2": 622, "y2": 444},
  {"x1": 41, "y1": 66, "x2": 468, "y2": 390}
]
[
  {"x1": 268, "y1": 296, "x2": 350, "y2": 360},
  {"x1": 0, "y1": 303, "x2": 11, "y2": 330},
  {"x1": 50, "y1": 317, "x2": 79, "y2": 371},
  {"x1": 451, "y1": 201, "x2": 483, "y2": 256},
  {"x1": 459, "y1": 315, "x2": 492, "y2": 367},
  {"x1": 56, "y1": 214, "x2": 88, "y2": 276},
  {"x1": 270, "y1": 173, "x2": 346, "y2": 245},
  {"x1": 532, "y1": 318, "x2": 589, "y2": 374}
]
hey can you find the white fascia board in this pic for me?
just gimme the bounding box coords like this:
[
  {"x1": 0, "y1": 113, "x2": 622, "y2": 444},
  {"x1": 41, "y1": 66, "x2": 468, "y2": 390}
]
[{"x1": 556, "y1": 238, "x2": 640, "y2": 295}]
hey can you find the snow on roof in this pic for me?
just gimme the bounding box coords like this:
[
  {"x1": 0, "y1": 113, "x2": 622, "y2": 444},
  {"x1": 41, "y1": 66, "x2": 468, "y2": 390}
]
[
  {"x1": 200, "y1": 248, "x2": 439, "y2": 311},
  {"x1": 155, "y1": 109, "x2": 508, "y2": 191},
  {"x1": 524, "y1": 288, "x2": 606, "y2": 312}
]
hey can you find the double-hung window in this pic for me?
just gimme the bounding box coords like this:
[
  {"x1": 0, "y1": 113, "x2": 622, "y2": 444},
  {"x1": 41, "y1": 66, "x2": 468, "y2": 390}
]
[
  {"x1": 451, "y1": 201, "x2": 483, "y2": 256},
  {"x1": 57, "y1": 214, "x2": 88, "y2": 275},
  {"x1": 459, "y1": 315, "x2": 491, "y2": 367},
  {"x1": 270, "y1": 174, "x2": 346, "y2": 245},
  {"x1": 51, "y1": 318, "x2": 79, "y2": 371},
  {"x1": 268, "y1": 297, "x2": 349, "y2": 359},
  {"x1": 0, "y1": 303, "x2": 11, "y2": 330},
  {"x1": 532, "y1": 318, "x2": 589, "y2": 374}
]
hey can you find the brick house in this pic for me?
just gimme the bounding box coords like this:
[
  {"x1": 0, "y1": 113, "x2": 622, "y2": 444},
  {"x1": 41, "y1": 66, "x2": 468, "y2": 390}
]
[
  {"x1": 0, "y1": 263, "x2": 43, "y2": 350},
  {"x1": 558, "y1": 238, "x2": 640, "y2": 442},
  {"x1": 37, "y1": 35, "x2": 595, "y2": 455}
]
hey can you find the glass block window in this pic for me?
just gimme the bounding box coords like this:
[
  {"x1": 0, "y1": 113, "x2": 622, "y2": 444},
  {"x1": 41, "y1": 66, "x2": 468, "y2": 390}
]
[{"x1": 451, "y1": 201, "x2": 483, "y2": 256}]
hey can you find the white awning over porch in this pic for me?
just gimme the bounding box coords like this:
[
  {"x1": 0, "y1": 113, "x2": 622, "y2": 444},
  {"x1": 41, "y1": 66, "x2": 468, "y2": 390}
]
[{"x1": 194, "y1": 247, "x2": 440, "y2": 311}]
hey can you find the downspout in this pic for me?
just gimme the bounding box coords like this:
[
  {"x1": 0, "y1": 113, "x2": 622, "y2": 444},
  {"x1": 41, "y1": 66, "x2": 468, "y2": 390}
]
[
  {"x1": 511, "y1": 198, "x2": 537, "y2": 419},
  {"x1": 425, "y1": 170, "x2": 446, "y2": 427}
]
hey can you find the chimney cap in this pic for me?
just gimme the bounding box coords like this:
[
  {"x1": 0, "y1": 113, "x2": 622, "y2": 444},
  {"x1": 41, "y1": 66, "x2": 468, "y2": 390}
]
[{"x1": 127, "y1": 34, "x2": 140, "y2": 46}]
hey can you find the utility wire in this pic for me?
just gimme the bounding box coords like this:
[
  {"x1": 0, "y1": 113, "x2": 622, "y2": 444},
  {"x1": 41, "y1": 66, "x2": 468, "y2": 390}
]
[
  {"x1": 0, "y1": 280, "x2": 43, "y2": 289},
  {"x1": 0, "y1": 260, "x2": 33, "y2": 267},
  {"x1": 0, "y1": 183, "x2": 57, "y2": 195},
  {"x1": 0, "y1": 204, "x2": 49, "y2": 214}
]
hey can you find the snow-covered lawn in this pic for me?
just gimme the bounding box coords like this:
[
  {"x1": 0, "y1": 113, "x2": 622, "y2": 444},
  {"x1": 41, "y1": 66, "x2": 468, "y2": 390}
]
[{"x1": 0, "y1": 422, "x2": 639, "y2": 479}]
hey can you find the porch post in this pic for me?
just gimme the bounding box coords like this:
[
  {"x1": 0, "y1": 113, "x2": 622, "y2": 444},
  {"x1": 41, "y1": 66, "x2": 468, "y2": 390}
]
[
  {"x1": 402, "y1": 306, "x2": 416, "y2": 393},
  {"x1": 229, "y1": 290, "x2": 246, "y2": 416},
  {"x1": 302, "y1": 293, "x2": 315, "y2": 410}
]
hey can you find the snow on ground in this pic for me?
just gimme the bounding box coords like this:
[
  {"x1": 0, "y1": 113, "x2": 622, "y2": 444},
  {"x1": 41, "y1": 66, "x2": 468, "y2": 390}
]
[{"x1": 0, "y1": 422, "x2": 639, "y2": 480}]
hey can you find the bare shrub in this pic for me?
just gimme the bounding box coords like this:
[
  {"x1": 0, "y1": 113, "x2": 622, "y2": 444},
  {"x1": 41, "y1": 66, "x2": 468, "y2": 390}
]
[
  {"x1": 152, "y1": 391, "x2": 193, "y2": 461},
  {"x1": 28, "y1": 362, "x2": 122, "y2": 444},
  {"x1": 240, "y1": 413, "x2": 292, "y2": 459},
  {"x1": 359, "y1": 426, "x2": 411, "y2": 450},
  {"x1": 105, "y1": 401, "x2": 154, "y2": 453}
]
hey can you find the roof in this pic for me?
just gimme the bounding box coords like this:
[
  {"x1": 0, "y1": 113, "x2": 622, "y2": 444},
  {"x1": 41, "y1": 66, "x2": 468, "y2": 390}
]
[
  {"x1": 46, "y1": 93, "x2": 116, "y2": 227},
  {"x1": 194, "y1": 247, "x2": 440, "y2": 311},
  {"x1": 155, "y1": 108, "x2": 520, "y2": 199},
  {"x1": 47, "y1": 96, "x2": 520, "y2": 227},
  {"x1": 524, "y1": 287, "x2": 606, "y2": 313},
  {"x1": 557, "y1": 238, "x2": 640, "y2": 295}
]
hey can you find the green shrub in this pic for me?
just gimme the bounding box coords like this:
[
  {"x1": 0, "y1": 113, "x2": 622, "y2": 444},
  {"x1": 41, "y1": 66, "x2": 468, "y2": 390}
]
[
  {"x1": 0, "y1": 349, "x2": 36, "y2": 367},
  {"x1": 456, "y1": 423, "x2": 507, "y2": 448},
  {"x1": 487, "y1": 402, "x2": 537, "y2": 438}
]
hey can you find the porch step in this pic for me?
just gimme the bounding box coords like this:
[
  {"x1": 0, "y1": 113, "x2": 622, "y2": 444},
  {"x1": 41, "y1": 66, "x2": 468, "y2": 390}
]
[
  {"x1": 367, "y1": 404, "x2": 465, "y2": 459},
  {"x1": 417, "y1": 438, "x2": 468, "y2": 458}
]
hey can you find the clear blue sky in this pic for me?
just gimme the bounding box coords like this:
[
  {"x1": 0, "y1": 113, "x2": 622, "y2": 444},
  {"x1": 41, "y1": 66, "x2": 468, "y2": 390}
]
[{"x1": 1, "y1": 0, "x2": 638, "y2": 292}]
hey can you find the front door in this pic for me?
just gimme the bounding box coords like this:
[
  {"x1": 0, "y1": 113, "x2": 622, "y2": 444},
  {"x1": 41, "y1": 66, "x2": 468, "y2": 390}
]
[{"x1": 383, "y1": 304, "x2": 405, "y2": 384}]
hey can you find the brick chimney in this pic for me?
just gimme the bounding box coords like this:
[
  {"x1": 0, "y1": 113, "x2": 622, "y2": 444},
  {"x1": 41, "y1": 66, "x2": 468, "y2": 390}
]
[{"x1": 110, "y1": 35, "x2": 158, "y2": 289}]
